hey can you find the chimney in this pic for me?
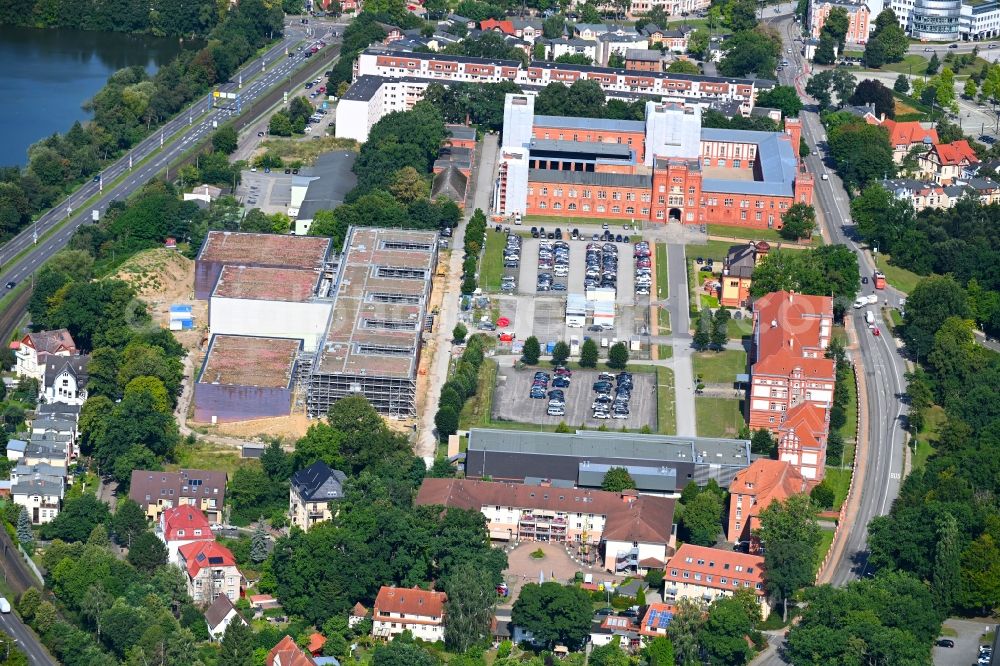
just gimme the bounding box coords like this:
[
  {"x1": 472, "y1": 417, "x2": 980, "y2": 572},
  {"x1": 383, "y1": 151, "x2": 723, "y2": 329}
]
[
  {"x1": 789, "y1": 290, "x2": 794, "y2": 303},
  {"x1": 770, "y1": 320, "x2": 777, "y2": 328}
]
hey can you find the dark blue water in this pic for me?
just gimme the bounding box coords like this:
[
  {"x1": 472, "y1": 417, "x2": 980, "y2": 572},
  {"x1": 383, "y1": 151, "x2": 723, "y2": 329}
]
[{"x1": 0, "y1": 25, "x2": 188, "y2": 166}]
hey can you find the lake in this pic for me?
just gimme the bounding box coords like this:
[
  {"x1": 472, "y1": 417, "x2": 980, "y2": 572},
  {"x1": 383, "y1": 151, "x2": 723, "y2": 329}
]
[{"x1": 0, "y1": 25, "x2": 190, "y2": 166}]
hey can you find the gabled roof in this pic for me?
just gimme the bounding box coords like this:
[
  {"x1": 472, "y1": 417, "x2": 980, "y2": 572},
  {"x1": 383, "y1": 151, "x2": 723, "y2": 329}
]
[
  {"x1": 931, "y1": 139, "x2": 980, "y2": 166},
  {"x1": 178, "y1": 541, "x2": 237, "y2": 578},
  {"x1": 431, "y1": 165, "x2": 468, "y2": 202},
  {"x1": 752, "y1": 291, "x2": 835, "y2": 380},
  {"x1": 204, "y1": 594, "x2": 245, "y2": 631},
  {"x1": 351, "y1": 602, "x2": 368, "y2": 617},
  {"x1": 480, "y1": 18, "x2": 515, "y2": 34},
  {"x1": 22, "y1": 329, "x2": 76, "y2": 356},
  {"x1": 666, "y1": 544, "x2": 765, "y2": 595},
  {"x1": 777, "y1": 402, "x2": 829, "y2": 451},
  {"x1": 161, "y1": 505, "x2": 214, "y2": 542},
  {"x1": 43, "y1": 355, "x2": 89, "y2": 390},
  {"x1": 267, "y1": 635, "x2": 317, "y2": 666},
  {"x1": 374, "y1": 586, "x2": 447, "y2": 619},
  {"x1": 290, "y1": 461, "x2": 347, "y2": 502},
  {"x1": 729, "y1": 459, "x2": 806, "y2": 530},
  {"x1": 880, "y1": 119, "x2": 938, "y2": 147}
]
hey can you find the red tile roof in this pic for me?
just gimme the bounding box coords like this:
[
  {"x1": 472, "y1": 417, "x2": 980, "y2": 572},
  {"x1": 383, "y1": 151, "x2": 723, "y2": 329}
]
[
  {"x1": 666, "y1": 544, "x2": 765, "y2": 596},
  {"x1": 267, "y1": 635, "x2": 317, "y2": 666},
  {"x1": 881, "y1": 119, "x2": 938, "y2": 148},
  {"x1": 932, "y1": 139, "x2": 979, "y2": 166},
  {"x1": 374, "y1": 586, "x2": 447, "y2": 620},
  {"x1": 160, "y1": 505, "x2": 213, "y2": 542},
  {"x1": 729, "y1": 460, "x2": 806, "y2": 537},
  {"x1": 753, "y1": 291, "x2": 835, "y2": 381},
  {"x1": 480, "y1": 18, "x2": 515, "y2": 34},
  {"x1": 351, "y1": 602, "x2": 368, "y2": 617},
  {"x1": 777, "y1": 402, "x2": 829, "y2": 451},
  {"x1": 178, "y1": 540, "x2": 237, "y2": 578},
  {"x1": 306, "y1": 633, "x2": 325, "y2": 655}
]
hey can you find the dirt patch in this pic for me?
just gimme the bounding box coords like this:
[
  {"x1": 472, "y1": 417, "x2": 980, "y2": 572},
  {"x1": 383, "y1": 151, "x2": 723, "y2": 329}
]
[
  {"x1": 259, "y1": 135, "x2": 358, "y2": 165},
  {"x1": 113, "y1": 248, "x2": 207, "y2": 353},
  {"x1": 193, "y1": 412, "x2": 312, "y2": 444}
]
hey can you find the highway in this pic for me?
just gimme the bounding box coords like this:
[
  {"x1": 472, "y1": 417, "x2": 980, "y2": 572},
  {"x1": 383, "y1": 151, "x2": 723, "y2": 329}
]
[{"x1": 0, "y1": 17, "x2": 340, "y2": 292}]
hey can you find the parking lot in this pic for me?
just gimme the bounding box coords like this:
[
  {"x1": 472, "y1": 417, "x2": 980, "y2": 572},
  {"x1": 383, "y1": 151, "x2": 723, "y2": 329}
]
[
  {"x1": 512, "y1": 236, "x2": 637, "y2": 307},
  {"x1": 492, "y1": 366, "x2": 657, "y2": 431}
]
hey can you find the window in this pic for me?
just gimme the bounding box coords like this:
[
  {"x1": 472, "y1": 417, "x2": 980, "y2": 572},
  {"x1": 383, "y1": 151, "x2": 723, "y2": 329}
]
[
  {"x1": 734, "y1": 159, "x2": 741, "y2": 168},
  {"x1": 718, "y1": 159, "x2": 725, "y2": 167},
  {"x1": 611, "y1": 205, "x2": 621, "y2": 213},
  {"x1": 568, "y1": 203, "x2": 577, "y2": 210},
  {"x1": 756, "y1": 212, "x2": 762, "y2": 221},
  {"x1": 553, "y1": 188, "x2": 563, "y2": 197},
  {"x1": 641, "y1": 208, "x2": 649, "y2": 215},
  {"x1": 625, "y1": 206, "x2": 634, "y2": 214},
  {"x1": 553, "y1": 202, "x2": 562, "y2": 209},
  {"x1": 694, "y1": 573, "x2": 702, "y2": 581},
  {"x1": 583, "y1": 204, "x2": 591, "y2": 211},
  {"x1": 724, "y1": 198, "x2": 734, "y2": 206},
  {"x1": 626, "y1": 192, "x2": 635, "y2": 201},
  {"x1": 641, "y1": 193, "x2": 651, "y2": 202},
  {"x1": 568, "y1": 189, "x2": 577, "y2": 198},
  {"x1": 597, "y1": 205, "x2": 606, "y2": 213},
  {"x1": 539, "y1": 201, "x2": 547, "y2": 208},
  {"x1": 540, "y1": 187, "x2": 548, "y2": 195},
  {"x1": 741, "y1": 211, "x2": 746, "y2": 220},
  {"x1": 682, "y1": 572, "x2": 690, "y2": 579},
  {"x1": 612, "y1": 192, "x2": 622, "y2": 200},
  {"x1": 597, "y1": 190, "x2": 607, "y2": 200},
  {"x1": 583, "y1": 189, "x2": 592, "y2": 199}
]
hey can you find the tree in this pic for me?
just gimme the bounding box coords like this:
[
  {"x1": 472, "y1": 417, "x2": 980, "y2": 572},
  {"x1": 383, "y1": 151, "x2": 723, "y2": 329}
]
[
  {"x1": 726, "y1": 0, "x2": 759, "y2": 32},
  {"x1": 903, "y1": 275, "x2": 969, "y2": 361},
  {"x1": 750, "y1": 428, "x2": 777, "y2": 458},
  {"x1": 127, "y1": 531, "x2": 168, "y2": 572},
  {"x1": 779, "y1": 202, "x2": 816, "y2": 240},
  {"x1": 371, "y1": 635, "x2": 440, "y2": 666},
  {"x1": 755, "y1": 85, "x2": 803, "y2": 118},
  {"x1": 443, "y1": 562, "x2": 497, "y2": 652},
  {"x1": 590, "y1": 638, "x2": 630, "y2": 666},
  {"x1": 711, "y1": 307, "x2": 731, "y2": 350},
  {"x1": 40, "y1": 494, "x2": 111, "y2": 542},
  {"x1": 667, "y1": 60, "x2": 700, "y2": 75},
  {"x1": 16, "y1": 506, "x2": 32, "y2": 551},
  {"x1": 580, "y1": 338, "x2": 599, "y2": 368},
  {"x1": 863, "y1": 9, "x2": 908, "y2": 67},
  {"x1": 850, "y1": 79, "x2": 896, "y2": 119},
  {"x1": 542, "y1": 14, "x2": 565, "y2": 38},
  {"x1": 719, "y1": 28, "x2": 781, "y2": 79},
  {"x1": 926, "y1": 52, "x2": 941, "y2": 75},
  {"x1": 667, "y1": 599, "x2": 704, "y2": 664},
  {"x1": 693, "y1": 308, "x2": 712, "y2": 351},
  {"x1": 551, "y1": 341, "x2": 570, "y2": 366},
  {"x1": 250, "y1": 521, "x2": 269, "y2": 563},
  {"x1": 601, "y1": 467, "x2": 636, "y2": 492},
  {"x1": 435, "y1": 406, "x2": 459, "y2": 440},
  {"x1": 805, "y1": 72, "x2": 833, "y2": 110},
  {"x1": 111, "y1": 498, "x2": 147, "y2": 548},
  {"x1": 894, "y1": 74, "x2": 910, "y2": 93},
  {"x1": 511, "y1": 582, "x2": 592, "y2": 649},
  {"x1": 701, "y1": 597, "x2": 754, "y2": 666},
  {"x1": 643, "y1": 636, "x2": 675, "y2": 666},
  {"x1": 827, "y1": 120, "x2": 894, "y2": 189},
  {"x1": 212, "y1": 125, "x2": 239, "y2": 154},
  {"x1": 219, "y1": 618, "x2": 255, "y2": 666},
  {"x1": 932, "y1": 512, "x2": 960, "y2": 615},
  {"x1": 822, "y1": 6, "x2": 850, "y2": 51},
  {"x1": 522, "y1": 336, "x2": 541, "y2": 365},
  {"x1": 452, "y1": 323, "x2": 467, "y2": 343},
  {"x1": 608, "y1": 342, "x2": 629, "y2": 369},
  {"x1": 755, "y1": 494, "x2": 820, "y2": 620},
  {"x1": 686, "y1": 29, "x2": 709, "y2": 59},
  {"x1": 682, "y1": 490, "x2": 723, "y2": 546},
  {"x1": 813, "y1": 34, "x2": 837, "y2": 65},
  {"x1": 809, "y1": 482, "x2": 835, "y2": 510},
  {"x1": 388, "y1": 166, "x2": 429, "y2": 203}
]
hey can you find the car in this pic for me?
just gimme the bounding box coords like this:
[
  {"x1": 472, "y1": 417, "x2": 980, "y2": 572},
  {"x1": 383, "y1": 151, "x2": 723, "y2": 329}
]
[
  {"x1": 5, "y1": 281, "x2": 16, "y2": 289},
  {"x1": 547, "y1": 407, "x2": 565, "y2": 416},
  {"x1": 623, "y1": 235, "x2": 630, "y2": 243},
  {"x1": 873, "y1": 327, "x2": 880, "y2": 336},
  {"x1": 592, "y1": 233, "x2": 600, "y2": 241},
  {"x1": 593, "y1": 381, "x2": 613, "y2": 392},
  {"x1": 292, "y1": 168, "x2": 299, "y2": 175},
  {"x1": 284, "y1": 168, "x2": 291, "y2": 174},
  {"x1": 935, "y1": 639, "x2": 955, "y2": 648},
  {"x1": 862, "y1": 276, "x2": 868, "y2": 284},
  {"x1": 530, "y1": 389, "x2": 546, "y2": 399},
  {"x1": 923, "y1": 46, "x2": 933, "y2": 52},
  {"x1": 553, "y1": 377, "x2": 570, "y2": 388},
  {"x1": 949, "y1": 42, "x2": 959, "y2": 48},
  {"x1": 548, "y1": 388, "x2": 565, "y2": 398},
  {"x1": 593, "y1": 410, "x2": 611, "y2": 419},
  {"x1": 305, "y1": 82, "x2": 313, "y2": 88},
  {"x1": 250, "y1": 166, "x2": 257, "y2": 172},
  {"x1": 594, "y1": 608, "x2": 615, "y2": 617},
  {"x1": 821, "y1": 173, "x2": 829, "y2": 180},
  {"x1": 696, "y1": 257, "x2": 703, "y2": 264},
  {"x1": 534, "y1": 371, "x2": 550, "y2": 379},
  {"x1": 588, "y1": 324, "x2": 603, "y2": 332},
  {"x1": 992, "y1": 43, "x2": 998, "y2": 49}
]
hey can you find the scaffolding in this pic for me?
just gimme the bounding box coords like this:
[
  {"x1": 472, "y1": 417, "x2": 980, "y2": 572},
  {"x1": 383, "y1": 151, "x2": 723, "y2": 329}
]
[{"x1": 306, "y1": 371, "x2": 416, "y2": 418}]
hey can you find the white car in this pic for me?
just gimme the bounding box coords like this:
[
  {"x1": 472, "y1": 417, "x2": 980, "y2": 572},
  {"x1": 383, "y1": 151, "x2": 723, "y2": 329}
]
[{"x1": 821, "y1": 173, "x2": 829, "y2": 180}]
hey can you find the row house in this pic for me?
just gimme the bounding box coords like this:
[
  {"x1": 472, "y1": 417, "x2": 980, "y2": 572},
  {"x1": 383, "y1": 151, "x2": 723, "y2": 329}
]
[
  {"x1": 663, "y1": 544, "x2": 770, "y2": 616},
  {"x1": 727, "y1": 459, "x2": 807, "y2": 545},
  {"x1": 372, "y1": 586, "x2": 447, "y2": 642},
  {"x1": 882, "y1": 176, "x2": 1000, "y2": 211},
  {"x1": 12, "y1": 474, "x2": 64, "y2": 525},
  {"x1": 415, "y1": 477, "x2": 677, "y2": 573},
  {"x1": 750, "y1": 291, "x2": 835, "y2": 483},
  {"x1": 627, "y1": 0, "x2": 711, "y2": 18}
]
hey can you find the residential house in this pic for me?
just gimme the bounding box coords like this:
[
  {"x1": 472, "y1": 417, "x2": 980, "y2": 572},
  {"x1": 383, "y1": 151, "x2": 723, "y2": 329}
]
[
  {"x1": 42, "y1": 355, "x2": 89, "y2": 406},
  {"x1": 205, "y1": 594, "x2": 247, "y2": 641},
  {"x1": 22, "y1": 440, "x2": 68, "y2": 469},
  {"x1": 638, "y1": 603, "x2": 677, "y2": 642},
  {"x1": 30, "y1": 416, "x2": 77, "y2": 457},
  {"x1": 306, "y1": 633, "x2": 326, "y2": 657},
  {"x1": 12, "y1": 476, "x2": 64, "y2": 524},
  {"x1": 177, "y1": 540, "x2": 242, "y2": 603},
  {"x1": 808, "y1": 0, "x2": 870, "y2": 44},
  {"x1": 573, "y1": 23, "x2": 611, "y2": 40},
  {"x1": 267, "y1": 635, "x2": 317, "y2": 666},
  {"x1": 874, "y1": 119, "x2": 938, "y2": 164},
  {"x1": 546, "y1": 37, "x2": 599, "y2": 63},
  {"x1": 590, "y1": 615, "x2": 641, "y2": 650},
  {"x1": 919, "y1": 139, "x2": 980, "y2": 185},
  {"x1": 512, "y1": 18, "x2": 544, "y2": 42},
  {"x1": 597, "y1": 29, "x2": 648, "y2": 66},
  {"x1": 372, "y1": 585, "x2": 447, "y2": 642},
  {"x1": 663, "y1": 543, "x2": 769, "y2": 616},
  {"x1": 776, "y1": 402, "x2": 832, "y2": 487},
  {"x1": 5, "y1": 439, "x2": 26, "y2": 461},
  {"x1": 289, "y1": 461, "x2": 347, "y2": 532},
  {"x1": 480, "y1": 18, "x2": 515, "y2": 35},
  {"x1": 726, "y1": 459, "x2": 807, "y2": 545},
  {"x1": 12, "y1": 329, "x2": 77, "y2": 382},
  {"x1": 719, "y1": 241, "x2": 769, "y2": 308},
  {"x1": 35, "y1": 402, "x2": 81, "y2": 422},
  {"x1": 376, "y1": 22, "x2": 405, "y2": 44},
  {"x1": 749, "y1": 290, "x2": 835, "y2": 483},
  {"x1": 349, "y1": 603, "x2": 368, "y2": 628},
  {"x1": 880, "y1": 178, "x2": 950, "y2": 211},
  {"x1": 157, "y1": 505, "x2": 215, "y2": 562},
  {"x1": 129, "y1": 469, "x2": 228, "y2": 522},
  {"x1": 625, "y1": 48, "x2": 666, "y2": 72},
  {"x1": 10, "y1": 463, "x2": 65, "y2": 487},
  {"x1": 943, "y1": 176, "x2": 1000, "y2": 206},
  {"x1": 415, "y1": 478, "x2": 677, "y2": 573},
  {"x1": 250, "y1": 594, "x2": 282, "y2": 614}
]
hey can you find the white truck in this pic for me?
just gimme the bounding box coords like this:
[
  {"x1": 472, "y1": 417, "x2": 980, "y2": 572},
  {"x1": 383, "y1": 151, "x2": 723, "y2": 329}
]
[
  {"x1": 853, "y1": 294, "x2": 878, "y2": 308},
  {"x1": 865, "y1": 310, "x2": 875, "y2": 325}
]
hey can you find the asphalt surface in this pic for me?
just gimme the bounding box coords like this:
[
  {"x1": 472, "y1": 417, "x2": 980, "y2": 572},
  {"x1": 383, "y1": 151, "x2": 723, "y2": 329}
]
[
  {"x1": 0, "y1": 612, "x2": 56, "y2": 666},
  {"x1": 0, "y1": 17, "x2": 342, "y2": 291}
]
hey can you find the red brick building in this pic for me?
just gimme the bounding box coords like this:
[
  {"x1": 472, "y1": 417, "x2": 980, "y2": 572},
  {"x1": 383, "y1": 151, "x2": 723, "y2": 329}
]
[
  {"x1": 496, "y1": 94, "x2": 813, "y2": 229},
  {"x1": 749, "y1": 291, "x2": 835, "y2": 483}
]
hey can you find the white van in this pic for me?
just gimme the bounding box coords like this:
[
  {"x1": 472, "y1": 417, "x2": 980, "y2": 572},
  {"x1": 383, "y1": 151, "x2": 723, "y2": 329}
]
[
  {"x1": 865, "y1": 310, "x2": 875, "y2": 325},
  {"x1": 0, "y1": 597, "x2": 11, "y2": 613}
]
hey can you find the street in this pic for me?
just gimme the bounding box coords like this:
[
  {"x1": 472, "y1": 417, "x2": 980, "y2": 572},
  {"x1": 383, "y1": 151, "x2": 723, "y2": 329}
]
[
  {"x1": 0, "y1": 612, "x2": 56, "y2": 666},
  {"x1": 0, "y1": 17, "x2": 343, "y2": 292}
]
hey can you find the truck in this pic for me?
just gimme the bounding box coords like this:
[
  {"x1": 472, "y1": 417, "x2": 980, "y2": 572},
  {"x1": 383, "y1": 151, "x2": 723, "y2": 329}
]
[
  {"x1": 873, "y1": 270, "x2": 886, "y2": 289},
  {"x1": 865, "y1": 310, "x2": 875, "y2": 325},
  {"x1": 853, "y1": 294, "x2": 878, "y2": 308}
]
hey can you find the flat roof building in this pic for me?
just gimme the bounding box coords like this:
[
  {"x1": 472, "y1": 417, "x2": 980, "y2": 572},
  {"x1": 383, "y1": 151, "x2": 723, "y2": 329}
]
[
  {"x1": 465, "y1": 428, "x2": 752, "y2": 491},
  {"x1": 194, "y1": 335, "x2": 303, "y2": 424},
  {"x1": 306, "y1": 227, "x2": 438, "y2": 418}
]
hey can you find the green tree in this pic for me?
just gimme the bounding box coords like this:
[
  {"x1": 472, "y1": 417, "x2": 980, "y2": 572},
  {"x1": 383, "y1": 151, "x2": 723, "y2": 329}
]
[
  {"x1": 601, "y1": 467, "x2": 636, "y2": 492},
  {"x1": 522, "y1": 336, "x2": 541, "y2": 365},
  {"x1": 863, "y1": 9, "x2": 908, "y2": 67},
  {"x1": 755, "y1": 494, "x2": 820, "y2": 620},
  {"x1": 211, "y1": 125, "x2": 239, "y2": 154},
  {"x1": 903, "y1": 275, "x2": 969, "y2": 361},
  {"x1": 809, "y1": 482, "x2": 835, "y2": 510},
  {"x1": 693, "y1": 308, "x2": 712, "y2": 351},
  {"x1": 926, "y1": 52, "x2": 941, "y2": 75},
  {"x1": 726, "y1": 0, "x2": 759, "y2": 32},
  {"x1": 111, "y1": 498, "x2": 147, "y2": 548},
  {"x1": 589, "y1": 637, "x2": 630, "y2": 666},
  {"x1": 779, "y1": 202, "x2": 816, "y2": 240},
  {"x1": 371, "y1": 635, "x2": 440, "y2": 666},
  {"x1": 580, "y1": 338, "x2": 599, "y2": 368},
  {"x1": 127, "y1": 530, "x2": 167, "y2": 572},
  {"x1": 686, "y1": 29, "x2": 709, "y2": 59},
  {"x1": 667, "y1": 598, "x2": 704, "y2": 665},
  {"x1": 894, "y1": 74, "x2": 910, "y2": 93},
  {"x1": 16, "y1": 506, "x2": 33, "y2": 551},
  {"x1": 510, "y1": 582, "x2": 592, "y2": 649},
  {"x1": 542, "y1": 14, "x2": 565, "y2": 38},
  {"x1": 453, "y1": 323, "x2": 468, "y2": 343},
  {"x1": 443, "y1": 562, "x2": 497, "y2": 652},
  {"x1": 682, "y1": 490, "x2": 723, "y2": 546},
  {"x1": 269, "y1": 112, "x2": 293, "y2": 136},
  {"x1": 667, "y1": 60, "x2": 700, "y2": 75},
  {"x1": 935, "y1": 66, "x2": 957, "y2": 111},
  {"x1": 388, "y1": 166, "x2": 429, "y2": 203},
  {"x1": 932, "y1": 512, "x2": 960, "y2": 615},
  {"x1": 643, "y1": 636, "x2": 675, "y2": 666},
  {"x1": 435, "y1": 406, "x2": 459, "y2": 440},
  {"x1": 701, "y1": 597, "x2": 754, "y2": 666},
  {"x1": 250, "y1": 521, "x2": 269, "y2": 564},
  {"x1": 964, "y1": 77, "x2": 978, "y2": 99},
  {"x1": 551, "y1": 341, "x2": 570, "y2": 366},
  {"x1": 755, "y1": 85, "x2": 803, "y2": 118},
  {"x1": 750, "y1": 428, "x2": 777, "y2": 458},
  {"x1": 40, "y1": 494, "x2": 111, "y2": 542},
  {"x1": 219, "y1": 617, "x2": 255, "y2": 666},
  {"x1": 719, "y1": 28, "x2": 781, "y2": 79},
  {"x1": 711, "y1": 307, "x2": 731, "y2": 350},
  {"x1": 607, "y1": 342, "x2": 629, "y2": 370}
]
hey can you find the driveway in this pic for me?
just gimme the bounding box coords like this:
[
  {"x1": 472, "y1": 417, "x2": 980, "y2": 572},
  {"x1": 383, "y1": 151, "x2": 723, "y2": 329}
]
[{"x1": 501, "y1": 542, "x2": 619, "y2": 608}]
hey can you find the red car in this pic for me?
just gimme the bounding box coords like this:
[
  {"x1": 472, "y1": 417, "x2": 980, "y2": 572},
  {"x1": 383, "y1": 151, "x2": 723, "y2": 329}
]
[{"x1": 872, "y1": 327, "x2": 880, "y2": 336}]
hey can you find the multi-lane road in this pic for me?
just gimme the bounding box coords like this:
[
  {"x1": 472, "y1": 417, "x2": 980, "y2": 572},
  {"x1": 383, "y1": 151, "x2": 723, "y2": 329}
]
[{"x1": 0, "y1": 17, "x2": 339, "y2": 293}]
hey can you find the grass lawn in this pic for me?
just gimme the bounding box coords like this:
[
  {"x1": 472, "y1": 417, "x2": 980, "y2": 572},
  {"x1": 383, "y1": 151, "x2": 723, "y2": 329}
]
[
  {"x1": 657, "y1": 366, "x2": 677, "y2": 435},
  {"x1": 66, "y1": 471, "x2": 99, "y2": 500},
  {"x1": 728, "y1": 317, "x2": 753, "y2": 339},
  {"x1": 524, "y1": 214, "x2": 637, "y2": 229},
  {"x1": 840, "y1": 365, "x2": 859, "y2": 462},
  {"x1": 878, "y1": 54, "x2": 930, "y2": 76},
  {"x1": 814, "y1": 528, "x2": 836, "y2": 575},
  {"x1": 459, "y1": 359, "x2": 499, "y2": 430},
  {"x1": 692, "y1": 349, "x2": 747, "y2": 384},
  {"x1": 169, "y1": 440, "x2": 248, "y2": 476},
  {"x1": 655, "y1": 243, "x2": 669, "y2": 300},
  {"x1": 481, "y1": 230, "x2": 506, "y2": 292},
  {"x1": 658, "y1": 306, "x2": 671, "y2": 335},
  {"x1": 912, "y1": 405, "x2": 946, "y2": 472},
  {"x1": 889, "y1": 308, "x2": 904, "y2": 328},
  {"x1": 695, "y1": 397, "x2": 745, "y2": 438},
  {"x1": 824, "y1": 467, "x2": 853, "y2": 512},
  {"x1": 657, "y1": 344, "x2": 673, "y2": 359},
  {"x1": 875, "y1": 254, "x2": 926, "y2": 294},
  {"x1": 706, "y1": 224, "x2": 823, "y2": 247}
]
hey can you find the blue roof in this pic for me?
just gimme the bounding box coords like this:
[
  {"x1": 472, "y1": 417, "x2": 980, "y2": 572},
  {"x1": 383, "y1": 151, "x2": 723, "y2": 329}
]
[
  {"x1": 534, "y1": 115, "x2": 645, "y2": 133},
  {"x1": 700, "y1": 130, "x2": 798, "y2": 197}
]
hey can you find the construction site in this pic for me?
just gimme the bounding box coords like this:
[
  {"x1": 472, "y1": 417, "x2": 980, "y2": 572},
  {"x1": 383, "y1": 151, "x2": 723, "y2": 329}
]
[{"x1": 191, "y1": 227, "x2": 438, "y2": 425}]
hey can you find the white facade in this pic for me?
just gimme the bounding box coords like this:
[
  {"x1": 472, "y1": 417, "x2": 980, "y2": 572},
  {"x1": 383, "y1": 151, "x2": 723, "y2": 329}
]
[
  {"x1": 372, "y1": 615, "x2": 445, "y2": 642},
  {"x1": 209, "y1": 297, "x2": 332, "y2": 352},
  {"x1": 630, "y1": 0, "x2": 711, "y2": 16},
  {"x1": 961, "y1": 0, "x2": 1000, "y2": 39},
  {"x1": 605, "y1": 538, "x2": 669, "y2": 569},
  {"x1": 207, "y1": 606, "x2": 243, "y2": 641},
  {"x1": 43, "y1": 368, "x2": 86, "y2": 406},
  {"x1": 549, "y1": 39, "x2": 599, "y2": 62},
  {"x1": 12, "y1": 483, "x2": 63, "y2": 525},
  {"x1": 335, "y1": 77, "x2": 431, "y2": 143}
]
